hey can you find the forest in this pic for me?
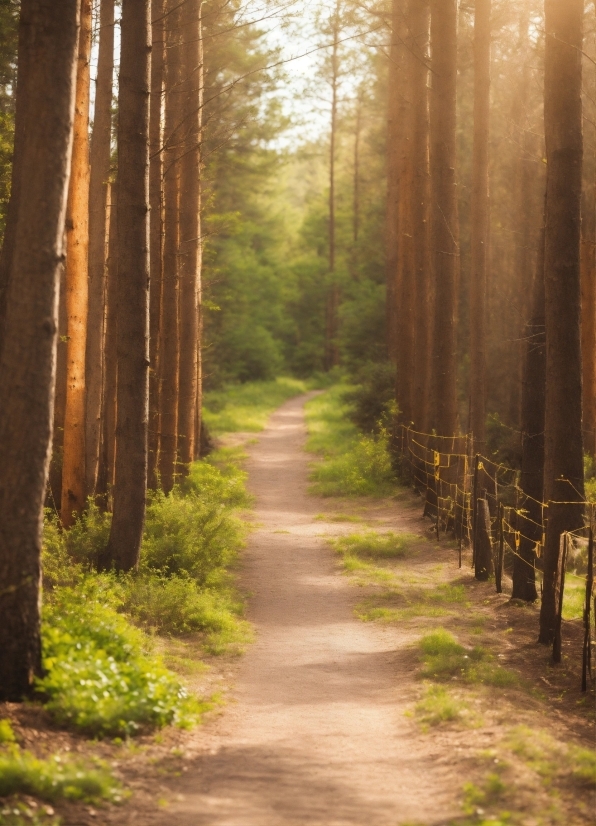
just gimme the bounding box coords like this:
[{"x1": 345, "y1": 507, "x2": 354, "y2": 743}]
[{"x1": 0, "y1": 0, "x2": 594, "y2": 823}]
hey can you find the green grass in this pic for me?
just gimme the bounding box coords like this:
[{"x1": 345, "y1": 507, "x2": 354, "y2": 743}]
[
  {"x1": 355, "y1": 583, "x2": 469, "y2": 623},
  {"x1": 0, "y1": 746, "x2": 122, "y2": 804},
  {"x1": 203, "y1": 377, "x2": 308, "y2": 435},
  {"x1": 315, "y1": 513, "x2": 365, "y2": 523},
  {"x1": 418, "y1": 629, "x2": 519, "y2": 688},
  {"x1": 331, "y1": 531, "x2": 421, "y2": 559},
  {"x1": 506, "y1": 725, "x2": 596, "y2": 789},
  {"x1": 305, "y1": 386, "x2": 399, "y2": 497},
  {"x1": 0, "y1": 803, "x2": 59, "y2": 826},
  {"x1": 414, "y1": 685, "x2": 472, "y2": 728},
  {"x1": 561, "y1": 573, "x2": 586, "y2": 620}
]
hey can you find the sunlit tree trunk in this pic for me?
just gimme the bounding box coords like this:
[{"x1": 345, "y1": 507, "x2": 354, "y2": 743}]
[
  {"x1": 429, "y1": 0, "x2": 459, "y2": 436},
  {"x1": 385, "y1": 0, "x2": 405, "y2": 364},
  {"x1": 410, "y1": 0, "x2": 431, "y2": 432},
  {"x1": 178, "y1": 0, "x2": 202, "y2": 468},
  {"x1": 102, "y1": 0, "x2": 151, "y2": 571},
  {"x1": 61, "y1": 0, "x2": 92, "y2": 526},
  {"x1": 158, "y1": 0, "x2": 182, "y2": 491},
  {"x1": 0, "y1": 0, "x2": 79, "y2": 700},
  {"x1": 324, "y1": 0, "x2": 340, "y2": 372},
  {"x1": 539, "y1": 0, "x2": 585, "y2": 645},
  {"x1": 193, "y1": 4, "x2": 204, "y2": 461},
  {"x1": 148, "y1": 0, "x2": 165, "y2": 486},
  {"x1": 85, "y1": 0, "x2": 114, "y2": 497},
  {"x1": 468, "y1": 0, "x2": 490, "y2": 449}
]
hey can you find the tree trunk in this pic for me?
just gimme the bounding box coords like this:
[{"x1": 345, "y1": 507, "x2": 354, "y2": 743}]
[
  {"x1": 514, "y1": 220, "x2": 545, "y2": 602},
  {"x1": 193, "y1": 4, "x2": 204, "y2": 461},
  {"x1": 539, "y1": 0, "x2": 585, "y2": 645},
  {"x1": 178, "y1": 0, "x2": 202, "y2": 468},
  {"x1": 158, "y1": 0, "x2": 183, "y2": 492},
  {"x1": 385, "y1": 0, "x2": 405, "y2": 364},
  {"x1": 469, "y1": 0, "x2": 490, "y2": 449},
  {"x1": 429, "y1": 0, "x2": 459, "y2": 436},
  {"x1": 324, "y1": 0, "x2": 340, "y2": 372},
  {"x1": 581, "y1": 73, "x2": 596, "y2": 456},
  {"x1": 102, "y1": 0, "x2": 151, "y2": 571},
  {"x1": 0, "y1": 0, "x2": 79, "y2": 700},
  {"x1": 474, "y1": 496, "x2": 494, "y2": 581},
  {"x1": 85, "y1": 0, "x2": 115, "y2": 497},
  {"x1": 410, "y1": 0, "x2": 431, "y2": 433},
  {"x1": 61, "y1": 0, "x2": 92, "y2": 527},
  {"x1": 148, "y1": 0, "x2": 165, "y2": 486},
  {"x1": 99, "y1": 181, "x2": 118, "y2": 497}
]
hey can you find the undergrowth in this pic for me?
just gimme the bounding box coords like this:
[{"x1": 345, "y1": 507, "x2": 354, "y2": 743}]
[
  {"x1": 305, "y1": 385, "x2": 399, "y2": 497},
  {"x1": 40, "y1": 446, "x2": 252, "y2": 736},
  {"x1": 203, "y1": 376, "x2": 308, "y2": 435},
  {"x1": 0, "y1": 722, "x2": 121, "y2": 806},
  {"x1": 418, "y1": 629, "x2": 519, "y2": 688}
]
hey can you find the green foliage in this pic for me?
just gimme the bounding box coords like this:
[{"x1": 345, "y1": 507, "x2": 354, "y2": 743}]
[
  {"x1": 0, "y1": 721, "x2": 15, "y2": 745},
  {"x1": 0, "y1": 747, "x2": 120, "y2": 803},
  {"x1": 203, "y1": 377, "x2": 308, "y2": 435},
  {"x1": 142, "y1": 488, "x2": 244, "y2": 585},
  {"x1": 342, "y1": 362, "x2": 396, "y2": 434},
  {"x1": 331, "y1": 531, "x2": 420, "y2": 560},
  {"x1": 0, "y1": 802, "x2": 59, "y2": 826},
  {"x1": 414, "y1": 685, "x2": 469, "y2": 727},
  {"x1": 39, "y1": 587, "x2": 200, "y2": 737},
  {"x1": 506, "y1": 725, "x2": 596, "y2": 789},
  {"x1": 306, "y1": 386, "x2": 398, "y2": 497},
  {"x1": 120, "y1": 574, "x2": 252, "y2": 654},
  {"x1": 418, "y1": 629, "x2": 519, "y2": 687}
]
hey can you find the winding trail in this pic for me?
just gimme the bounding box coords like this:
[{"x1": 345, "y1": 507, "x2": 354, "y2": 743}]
[{"x1": 168, "y1": 394, "x2": 458, "y2": 825}]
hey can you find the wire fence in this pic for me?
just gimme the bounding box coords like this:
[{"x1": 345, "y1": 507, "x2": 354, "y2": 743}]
[{"x1": 395, "y1": 423, "x2": 595, "y2": 691}]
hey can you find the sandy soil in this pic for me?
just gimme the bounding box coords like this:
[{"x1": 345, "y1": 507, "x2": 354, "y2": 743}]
[{"x1": 161, "y1": 393, "x2": 459, "y2": 825}]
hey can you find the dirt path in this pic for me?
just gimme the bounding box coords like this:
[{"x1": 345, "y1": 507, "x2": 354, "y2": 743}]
[{"x1": 166, "y1": 394, "x2": 458, "y2": 825}]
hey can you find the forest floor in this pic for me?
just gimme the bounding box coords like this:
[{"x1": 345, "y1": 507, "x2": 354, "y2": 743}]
[{"x1": 2, "y1": 392, "x2": 595, "y2": 826}]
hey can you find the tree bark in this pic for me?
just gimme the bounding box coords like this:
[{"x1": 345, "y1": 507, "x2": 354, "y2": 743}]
[
  {"x1": 98, "y1": 181, "x2": 118, "y2": 497},
  {"x1": 61, "y1": 0, "x2": 92, "y2": 527},
  {"x1": 102, "y1": 0, "x2": 151, "y2": 571},
  {"x1": 158, "y1": 0, "x2": 183, "y2": 492},
  {"x1": 469, "y1": 0, "x2": 490, "y2": 449},
  {"x1": 148, "y1": 0, "x2": 165, "y2": 486},
  {"x1": 429, "y1": 0, "x2": 459, "y2": 437},
  {"x1": 85, "y1": 0, "x2": 115, "y2": 497},
  {"x1": 178, "y1": 0, "x2": 202, "y2": 468},
  {"x1": 410, "y1": 0, "x2": 431, "y2": 433},
  {"x1": 324, "y1": 0, "x2": 340, "y2": 372},
  {"x1": 0, "y1": 0, "x2": 79, "y2": 700},
  {"x1": 514, "y1": 220, "x2": 545, "y2": 602},
  {"x1": 385, "y1": 0, "x2": 405, "y2": 364},
  {"x1": 539, "y1": 0, "x2": 585, "y2": 645}
]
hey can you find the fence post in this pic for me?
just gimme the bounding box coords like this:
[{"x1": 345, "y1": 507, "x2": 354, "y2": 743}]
[
  {"x1": 553, "y1": 532, "x2": 569, "y2": 664},
  {"x1": 495, "y1": 501, "x2": 504, "y2": 594},
  {"x1": 582, "y1": 527, "x2": 594, "y2": 692},
  {"x1": 471, "y1": 454, "x2": 480, "y2": 568}
]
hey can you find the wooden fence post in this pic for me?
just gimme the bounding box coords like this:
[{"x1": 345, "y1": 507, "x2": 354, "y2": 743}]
[
  {"x1": 495, "y1": 501, "x2": 504, "y2": 594},
  {"x1": 582, "y1": 527, "x2": 594, "y2": 691},
  {"x1": 553, "y1": 532, "x2": 569, "y2": 664}
]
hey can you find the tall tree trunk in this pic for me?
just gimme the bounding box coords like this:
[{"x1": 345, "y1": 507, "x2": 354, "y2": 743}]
[
  {"x1": 0, "y1": 0, "x2": 79, "y2": 700},
  {"x1": 385, "y1": 0, "x2": 405, "y2": 364},
  {"x1": 99, "y1": 181, "x2": 118, "y2": 496},
  {"x1": 581, "y1": 36, "x2": 596, "y2": 458},
  {"x1": 352, "y1": 88, "x2": 362, "y2": 274},
  {"x1": 49, "y1": 265, "x2": 68, "y2": 506},
  {"x1": 85, "y1": 0, "x2": 115, "y2": 497},
  {"x1": 102, "y1": 0, "x2": 151, "y2": 571},
  {"x1": 429, "y1": 0, "x2": 459, "y2": 436},
  {"x1": 61, "y1": 0, "x2": 92, "y2": 527},
  {"x1": 178, "y1": 0, "x2": 202, "y2": 468},
  {"x1": 469, "y1": 0, "x2": 490, "y2": 449},
  {"x1": 193, "y1": 3, "x2": 204, "y2": 461},
  {"x1": 514, "y1": 219, "x2": 545, "y2": 602},
  {"x1": 410, "y1": 0, "x2": 431, "y2": 433},
  {"x1": 539, "y1": 0, "x2": 585, "y2": 645},
  {"x1": 148, "y1": 0, "x2": 165, "y2": 486},
  {"x1": 158, "y1": 0, "x2": 182, "y2": 492},
  {"x1": 324, "y1": 0, "x2": 340, "y2": 372}
]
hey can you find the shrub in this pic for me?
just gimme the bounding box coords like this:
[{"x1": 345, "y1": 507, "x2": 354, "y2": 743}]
[
  {"x1": 310, "y1": 431, "x2": 396, "y2": 497},
  {"x1": 120, "y1": 573, "x2": 252, "y2": 654},
  {"x1": 0, "y1": 747, "x2": 120, "y2": 804},
  {"x1": 342, "y1": 362, "x2": 396, "y2": 434},
  {"x1": 142, "y1": 487, "x2": 245, "y2": 585},
  {"x1": 39, "y1": 587, "x2": 199, "y2": 736}
]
